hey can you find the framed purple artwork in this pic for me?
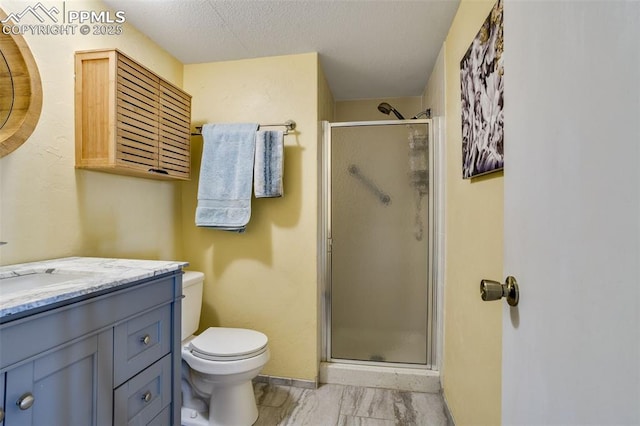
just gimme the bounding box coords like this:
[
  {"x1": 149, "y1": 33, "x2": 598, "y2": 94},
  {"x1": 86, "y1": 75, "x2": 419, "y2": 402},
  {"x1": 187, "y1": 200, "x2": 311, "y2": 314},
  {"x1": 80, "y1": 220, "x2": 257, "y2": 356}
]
[{"x1": 460, "y1": 0, "x2": 504, "y2": 179}]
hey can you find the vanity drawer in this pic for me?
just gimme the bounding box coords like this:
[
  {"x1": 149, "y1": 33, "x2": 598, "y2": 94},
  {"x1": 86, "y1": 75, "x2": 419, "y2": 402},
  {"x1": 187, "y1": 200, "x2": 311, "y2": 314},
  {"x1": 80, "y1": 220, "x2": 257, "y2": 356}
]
[
  {"x1": 114, "y1": 305, "x2": 171, "y2": 386},
  {"x1": 114, "y1": 354, "x2": 172, "y2": 426}
]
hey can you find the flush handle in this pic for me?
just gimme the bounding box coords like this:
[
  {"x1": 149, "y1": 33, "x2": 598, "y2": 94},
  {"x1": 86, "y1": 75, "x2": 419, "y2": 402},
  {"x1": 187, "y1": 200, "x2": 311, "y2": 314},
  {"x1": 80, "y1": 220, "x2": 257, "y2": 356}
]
[{"x1": 480, "y1": 276, "x2": 519, "y2": 306}]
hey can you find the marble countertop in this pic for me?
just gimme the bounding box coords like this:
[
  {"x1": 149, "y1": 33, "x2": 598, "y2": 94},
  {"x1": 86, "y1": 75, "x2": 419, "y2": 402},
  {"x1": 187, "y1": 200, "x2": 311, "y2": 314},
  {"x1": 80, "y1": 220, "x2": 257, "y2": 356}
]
[{"x1": 0, "y1": 257, "x2": 188, "y2": 321}]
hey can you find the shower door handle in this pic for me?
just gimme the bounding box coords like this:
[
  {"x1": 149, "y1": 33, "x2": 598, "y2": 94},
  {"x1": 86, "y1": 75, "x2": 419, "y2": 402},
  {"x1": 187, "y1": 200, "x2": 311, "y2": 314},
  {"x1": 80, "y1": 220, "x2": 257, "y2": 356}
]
[{"x1": 480, "y1": 276, "x2": 519, "y2": 306}]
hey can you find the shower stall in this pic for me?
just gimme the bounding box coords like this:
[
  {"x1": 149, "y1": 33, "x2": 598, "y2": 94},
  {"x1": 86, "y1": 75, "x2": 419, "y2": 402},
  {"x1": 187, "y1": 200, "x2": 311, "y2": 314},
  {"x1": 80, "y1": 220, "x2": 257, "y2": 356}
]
[{"x1": 321, "y1": 119, "x2": 438, "y2": 375}]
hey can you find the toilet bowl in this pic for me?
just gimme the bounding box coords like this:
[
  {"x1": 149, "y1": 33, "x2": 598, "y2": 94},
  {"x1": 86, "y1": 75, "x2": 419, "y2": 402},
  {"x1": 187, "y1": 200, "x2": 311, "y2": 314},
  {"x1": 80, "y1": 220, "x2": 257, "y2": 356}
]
[{"x1": 181, "y1": 271, "x2": 269, "y2": 426}]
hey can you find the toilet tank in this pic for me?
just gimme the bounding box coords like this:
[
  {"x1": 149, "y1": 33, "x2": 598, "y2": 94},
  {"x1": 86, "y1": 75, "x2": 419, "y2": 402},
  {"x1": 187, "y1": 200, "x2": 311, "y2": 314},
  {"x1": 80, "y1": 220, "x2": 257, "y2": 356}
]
[{"x1": 181, "y1": 271, "x2": 204, "y2": 340}]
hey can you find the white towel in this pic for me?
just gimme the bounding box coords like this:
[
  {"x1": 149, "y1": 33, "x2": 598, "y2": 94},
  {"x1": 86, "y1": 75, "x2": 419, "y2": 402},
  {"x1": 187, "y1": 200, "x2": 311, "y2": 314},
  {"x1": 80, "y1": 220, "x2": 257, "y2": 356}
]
[
  {"x1": 253, "y1": 130, "x2": 284, "y2": 198},
  {"x1": 195, "y1": 123, "x2": 258, "y2": 232}
]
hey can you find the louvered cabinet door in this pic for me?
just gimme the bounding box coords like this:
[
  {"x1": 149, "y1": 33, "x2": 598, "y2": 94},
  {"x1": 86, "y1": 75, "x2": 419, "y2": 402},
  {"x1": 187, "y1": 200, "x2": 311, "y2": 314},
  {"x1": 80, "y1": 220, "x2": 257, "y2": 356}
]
[
  {"x1": 159, "y1": 81, "x2": 191, "y2": 180},
  {"x1": 115, "y1": 54, "x2": 160, "y2": 174}
]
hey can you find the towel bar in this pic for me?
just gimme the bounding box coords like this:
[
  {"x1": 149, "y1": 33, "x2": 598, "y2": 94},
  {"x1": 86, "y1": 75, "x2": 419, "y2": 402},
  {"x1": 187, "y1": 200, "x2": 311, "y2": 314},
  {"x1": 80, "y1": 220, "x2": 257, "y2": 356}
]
[{"x1": 191, "y1": 120, "x2": 296, "y2": 136}]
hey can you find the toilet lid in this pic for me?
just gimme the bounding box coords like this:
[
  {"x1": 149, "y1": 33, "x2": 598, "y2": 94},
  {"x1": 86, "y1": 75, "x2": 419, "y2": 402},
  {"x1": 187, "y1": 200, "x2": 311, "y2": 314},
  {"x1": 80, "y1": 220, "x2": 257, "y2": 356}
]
[{"x1": 188, "y1": 327, "x2": 268, "y2": 361}]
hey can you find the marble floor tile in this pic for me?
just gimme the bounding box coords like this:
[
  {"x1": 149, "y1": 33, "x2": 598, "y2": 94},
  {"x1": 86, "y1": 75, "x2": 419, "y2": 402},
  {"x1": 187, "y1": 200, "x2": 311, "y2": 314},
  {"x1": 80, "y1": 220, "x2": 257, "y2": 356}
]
[
  {"x1": 401, "y1": 391, "x2": 448, "y2": 426},
  {"x1": 254, "y1": 405, "x2": 297, "y2": 426},
  {"x1": 253, "y1": 381, "x2": 448, "y2": 426},
  {"x1": 253, "y1": 383, "x2": 306, "y2": 426},
  {"x1": 254, "y1": 382, "x2": 306, "y2": 408},
  {"x1": 279, "y1": 384, "x2": 344, "y2": 426},
  {"x1": 340, "y1": 386, "x2": 398, "y2": 420},
  {"x1": 337, "y1": 415, "x2": 396, "y2": 426}
]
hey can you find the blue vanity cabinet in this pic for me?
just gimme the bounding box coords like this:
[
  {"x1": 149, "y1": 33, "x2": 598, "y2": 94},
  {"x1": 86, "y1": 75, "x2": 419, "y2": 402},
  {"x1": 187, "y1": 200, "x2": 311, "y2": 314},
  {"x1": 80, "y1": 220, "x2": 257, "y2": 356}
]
[{"x1": 0, "y1": 271, "x2": 182, "y2": 426}]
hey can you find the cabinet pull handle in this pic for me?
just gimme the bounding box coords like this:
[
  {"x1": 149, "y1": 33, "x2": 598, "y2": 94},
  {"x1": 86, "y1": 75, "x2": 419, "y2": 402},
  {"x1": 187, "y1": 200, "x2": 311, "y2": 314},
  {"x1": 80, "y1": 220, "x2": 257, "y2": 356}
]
[
  {"x1": 141, "y1": 391, "x2": 152, "y2": 403},
  {"x1": 16, "y1": 393, "x2": 35, "y2": 410},
  {"x1": 148, "y1": 168, "x2": 169, "y2": 175},
  {"x1": 140, "y1": 334, "x2": 151, "y2": 345},
  {"x1": 0, "y1": 407, "x2": 4, "y2": 422}
]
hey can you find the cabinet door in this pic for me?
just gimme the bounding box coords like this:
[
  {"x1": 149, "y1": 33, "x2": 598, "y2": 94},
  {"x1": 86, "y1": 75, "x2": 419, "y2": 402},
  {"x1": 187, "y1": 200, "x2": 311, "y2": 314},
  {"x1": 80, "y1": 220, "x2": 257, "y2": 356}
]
[
  {"x1": 158, "y1": 80, "x2": 191, "y2": 180},
  {"x1": 3, "y1": 330, "x2": 113, "y2": 426},
  {"x1": 0, "y1": 373, "x2": 5, "y2": 426},
  {"x1": 115, "y1": 53, "x2": 160, "y2": 174}
]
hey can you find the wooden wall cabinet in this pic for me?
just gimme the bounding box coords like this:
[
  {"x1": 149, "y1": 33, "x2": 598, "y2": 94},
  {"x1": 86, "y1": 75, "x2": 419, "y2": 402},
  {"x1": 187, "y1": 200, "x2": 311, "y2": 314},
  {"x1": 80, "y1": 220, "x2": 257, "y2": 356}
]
[{"x1": 75, "y1": 49, "x2": 191, "y2": 180}]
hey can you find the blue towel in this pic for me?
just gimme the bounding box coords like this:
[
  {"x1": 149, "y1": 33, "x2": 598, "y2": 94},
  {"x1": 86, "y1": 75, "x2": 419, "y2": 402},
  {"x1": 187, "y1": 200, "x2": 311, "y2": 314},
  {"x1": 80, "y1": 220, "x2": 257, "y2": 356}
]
[
  {"x1": 196, "y1": 123, "x2": 259, "y2": 231},
  {"x1": 254, "y1": 130, "x2": 284, "y2": 198}
]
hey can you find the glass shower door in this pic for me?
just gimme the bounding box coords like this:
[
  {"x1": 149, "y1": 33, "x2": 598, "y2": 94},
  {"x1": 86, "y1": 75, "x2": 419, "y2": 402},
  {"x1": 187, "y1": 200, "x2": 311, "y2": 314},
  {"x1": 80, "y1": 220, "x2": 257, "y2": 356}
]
[{"x1": 329, "y1": 122, "x2": 431, "y2": 365}]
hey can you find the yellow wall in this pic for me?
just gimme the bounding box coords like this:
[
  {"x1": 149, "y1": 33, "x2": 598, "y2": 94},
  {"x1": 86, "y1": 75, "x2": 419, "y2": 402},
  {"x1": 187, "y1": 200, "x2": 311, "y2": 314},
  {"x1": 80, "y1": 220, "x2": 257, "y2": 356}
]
[
  {"x1": 442, "y1": 1, "x2": 503, "y2": 424},
  {"x1": 0, "y1": 0, "x2": 184, "y2": 265},
  {"x1": 423, "y1": 45, "x2": 445, "y2": 118},
  {"x1": 318, "y1": 61, "x2": 335, "y2": 123},
  {"x1": 335, "y1": 97, "x2": 422, "y2": 122},
  {"x1": 182, "y1": 53, "x2": 328, "y2": 381}
]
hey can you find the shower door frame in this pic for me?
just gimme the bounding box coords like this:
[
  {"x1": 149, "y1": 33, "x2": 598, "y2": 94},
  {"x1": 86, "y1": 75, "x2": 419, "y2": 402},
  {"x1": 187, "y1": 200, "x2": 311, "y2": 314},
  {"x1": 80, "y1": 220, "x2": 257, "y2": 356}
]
[{"x1": 320, "y1": 119, "x2": 437, "y2": 369}]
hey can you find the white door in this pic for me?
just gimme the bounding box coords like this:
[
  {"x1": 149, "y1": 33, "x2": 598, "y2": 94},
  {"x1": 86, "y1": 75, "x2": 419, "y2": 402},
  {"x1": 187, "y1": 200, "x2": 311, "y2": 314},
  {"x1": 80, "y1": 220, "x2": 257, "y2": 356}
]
[{"x1": 502, "y1": 1, "x2": 640, "y2": 424}]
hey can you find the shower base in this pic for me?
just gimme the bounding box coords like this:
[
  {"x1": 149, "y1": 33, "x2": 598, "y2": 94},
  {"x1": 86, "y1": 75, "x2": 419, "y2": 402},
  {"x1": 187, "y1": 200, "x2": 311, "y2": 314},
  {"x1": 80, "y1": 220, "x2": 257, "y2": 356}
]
[
  {"x1": 319, "y1": 362, "x2": 440, "y2": 393},
  {"x1": 322, "y1": 327, "x2": 439, "y2": 393}
]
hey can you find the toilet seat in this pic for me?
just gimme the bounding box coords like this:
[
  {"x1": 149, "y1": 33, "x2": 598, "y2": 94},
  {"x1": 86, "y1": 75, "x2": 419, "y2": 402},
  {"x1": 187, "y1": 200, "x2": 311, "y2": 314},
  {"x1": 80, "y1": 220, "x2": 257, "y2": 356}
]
[{"x1": 188, "y1": 327, "x2": 268, "y2": 361}]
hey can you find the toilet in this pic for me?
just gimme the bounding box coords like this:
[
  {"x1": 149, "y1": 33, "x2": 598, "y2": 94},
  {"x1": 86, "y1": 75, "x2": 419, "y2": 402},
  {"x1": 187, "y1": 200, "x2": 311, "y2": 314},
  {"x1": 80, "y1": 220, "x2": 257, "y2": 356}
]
[{"x1": 181, "y1": 271, "x2": 270, "y2": 426}]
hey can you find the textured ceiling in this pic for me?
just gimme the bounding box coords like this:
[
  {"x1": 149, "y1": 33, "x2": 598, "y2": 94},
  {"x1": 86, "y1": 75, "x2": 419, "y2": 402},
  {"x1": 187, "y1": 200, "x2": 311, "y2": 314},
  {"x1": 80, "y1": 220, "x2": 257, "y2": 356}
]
[{"x1": 103, "y1": 0, "x2": 460, "y2": 100}]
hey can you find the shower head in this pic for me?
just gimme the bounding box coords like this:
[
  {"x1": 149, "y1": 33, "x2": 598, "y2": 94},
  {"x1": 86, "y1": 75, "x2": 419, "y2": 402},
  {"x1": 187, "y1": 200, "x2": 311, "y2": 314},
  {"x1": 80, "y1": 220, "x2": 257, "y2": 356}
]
[
  {"x1": 377, "y1": 102, "x2": 405, "y2": 120},
  {"x1": 377, "y1": 102, "x2": 393, "y2": 115}
]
